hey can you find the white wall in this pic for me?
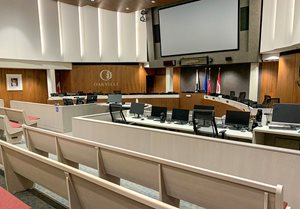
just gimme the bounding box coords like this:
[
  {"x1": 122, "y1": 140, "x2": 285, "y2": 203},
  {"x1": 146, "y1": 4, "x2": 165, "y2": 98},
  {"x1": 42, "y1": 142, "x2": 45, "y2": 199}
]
[
  {"x1": 261, "y1": 0, "x2": 300, "y2": 53},
  {"x1": 0, "y1": 0, "x2": 42, "y2": 60},
  {"x1": 0, "y1": 0, "x2": 147, "y2": 63}
]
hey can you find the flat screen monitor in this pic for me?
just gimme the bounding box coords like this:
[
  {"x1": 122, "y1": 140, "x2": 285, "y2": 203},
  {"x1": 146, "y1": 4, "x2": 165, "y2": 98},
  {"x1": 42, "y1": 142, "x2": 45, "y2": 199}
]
[
  {"x1": 171, "y1": 108, "x2": 189, "y2": 123},
  {"x1": 194, "y1": 105, "x2": 214, "y2": 110},
  {"x1": 86, "y1": 95, "x2": 97, "y2": 103},
  {"x1": 225, "y1": 110, "x2": 250, "y2": 128},
  {"x1": 151, "y1": 106, "x2": 167, "y2": 118},
  {"x1": 63, "y1": 98, "x2": 73, "y2": 106},
  {"x1": 130, "y1": 103, "x2": 145, "y2": 118},
  {"x1": 108, "y1": 94, "x2": 122, "y2": 104},
  {"x1": 272, "y1": 104, "x2": 300, "y2": 125}
]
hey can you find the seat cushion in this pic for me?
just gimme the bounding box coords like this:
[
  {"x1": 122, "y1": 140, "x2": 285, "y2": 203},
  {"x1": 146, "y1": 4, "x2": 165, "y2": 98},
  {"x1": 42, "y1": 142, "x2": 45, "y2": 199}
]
[
  {"x1": 27, "y1": 116, "x2": 40, "y2": 121},
  {"x1": 9, "y1": 122, "x2": 22, "y2": 128},
  {"x1": 0, "y1": 187, "x2": 32, "y2": 209}
]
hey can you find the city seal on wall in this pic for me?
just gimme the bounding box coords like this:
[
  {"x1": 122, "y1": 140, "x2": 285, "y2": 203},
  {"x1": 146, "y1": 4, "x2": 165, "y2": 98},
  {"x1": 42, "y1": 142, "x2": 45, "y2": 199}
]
[{"x1": 99, "y1": 70, "x2": 113, "y2": 81}]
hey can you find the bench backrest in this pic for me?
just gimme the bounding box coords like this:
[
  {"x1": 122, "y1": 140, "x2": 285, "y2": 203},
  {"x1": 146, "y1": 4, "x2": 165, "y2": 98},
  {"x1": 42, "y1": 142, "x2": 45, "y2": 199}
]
[
  {"x1": 0, "y1": 140, "x2": 177, "y2": 209},
  {"x1": 23, "y1": 125, "x2": 284, "y2": 209},
  {"x1": 0, "y1": 107, "x2": 25, "y2": 124}
]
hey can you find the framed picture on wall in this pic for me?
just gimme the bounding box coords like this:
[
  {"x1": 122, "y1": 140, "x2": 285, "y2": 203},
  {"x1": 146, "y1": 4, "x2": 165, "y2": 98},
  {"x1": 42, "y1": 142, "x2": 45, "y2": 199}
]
[{"x1": 6, "y1": 74, "x2": 23, "y2": 91}]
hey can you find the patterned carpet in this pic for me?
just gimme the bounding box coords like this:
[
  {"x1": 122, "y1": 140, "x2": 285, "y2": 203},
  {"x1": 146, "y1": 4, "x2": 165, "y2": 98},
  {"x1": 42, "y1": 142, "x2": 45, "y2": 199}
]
[{"x1": 0, "y1": 138, "x2": 203, "y2": 209}]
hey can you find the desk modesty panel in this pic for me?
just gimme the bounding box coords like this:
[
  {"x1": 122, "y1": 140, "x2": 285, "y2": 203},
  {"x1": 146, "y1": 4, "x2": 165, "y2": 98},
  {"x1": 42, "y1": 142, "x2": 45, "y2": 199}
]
[{"x1": 125, "y1": 116, "x2": 253, "y2": 141}]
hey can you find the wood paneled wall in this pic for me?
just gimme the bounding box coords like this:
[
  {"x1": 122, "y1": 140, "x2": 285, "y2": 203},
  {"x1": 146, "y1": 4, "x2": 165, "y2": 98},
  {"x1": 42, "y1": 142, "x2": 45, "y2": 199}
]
[
  {"x1": 260, "y1": 53, "x2": 300, "y2": 104},
  {"x1": 58, "y1": 64, "x2": 147, "y2": 94},
  {"x1": 0, "y1": 69, "x2": 48, "y2": 107},
  {"x1": 259, "y1": 62, "x2": 278, "y2": 103},
  {"x1": 276, "y1": 54, "x2": 300, "y2": 103},
  {"x1": 173, "y1": 67, "x2": 181, "y2": 93}
]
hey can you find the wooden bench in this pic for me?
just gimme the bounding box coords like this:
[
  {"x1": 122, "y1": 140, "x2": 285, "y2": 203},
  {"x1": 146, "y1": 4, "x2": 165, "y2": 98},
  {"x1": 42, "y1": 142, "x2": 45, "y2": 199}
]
[
  {"x1": 0, "y1": 186, "x2": 32, "y2": 209},
  {"x1": 0, "y1": 107, "x2": 39, "y2": 127},
  {"x1": 0, "y1": 140, "x2": 178, "y2": 209},
  {"x1": 23, "y1": 125, "x2": 287, "y2": 209},
  {"x1": 0, "y1": 115, "x2": 23, "y2": 144}
]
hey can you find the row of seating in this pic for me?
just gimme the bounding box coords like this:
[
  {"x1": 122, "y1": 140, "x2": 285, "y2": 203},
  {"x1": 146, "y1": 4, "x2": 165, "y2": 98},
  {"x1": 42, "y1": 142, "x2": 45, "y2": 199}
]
[
  {"x1": 21, "y1": 125, "x2": 287, "y2": 209},
  {"x1": 212, "y1": 92, "x2": 280, "y2": 108},
  {"x1": 0, "y1": 140, "x2": 176, "y2": 209},
  {"x1": 0, "y1": 107, "x2": 39, "y2": 143}
]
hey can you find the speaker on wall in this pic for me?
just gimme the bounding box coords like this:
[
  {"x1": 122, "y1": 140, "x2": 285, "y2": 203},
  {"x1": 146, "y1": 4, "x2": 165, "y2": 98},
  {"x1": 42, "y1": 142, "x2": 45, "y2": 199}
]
[{"x1": 163, "y1": 60, "x2": 176, "y2": 67}]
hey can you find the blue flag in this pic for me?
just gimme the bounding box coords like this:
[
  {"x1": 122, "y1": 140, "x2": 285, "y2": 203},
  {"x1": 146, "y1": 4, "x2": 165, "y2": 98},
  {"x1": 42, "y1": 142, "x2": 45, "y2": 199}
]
[{"x1": 203, "y1": 72, "x2": 207, "y2": 93}]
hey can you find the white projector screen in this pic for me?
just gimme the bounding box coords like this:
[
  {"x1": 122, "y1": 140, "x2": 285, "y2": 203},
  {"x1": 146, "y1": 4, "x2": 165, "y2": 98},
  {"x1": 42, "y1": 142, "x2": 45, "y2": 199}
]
[{"x1": 159, "y1": 0, "x2": 239, "y2": 57}]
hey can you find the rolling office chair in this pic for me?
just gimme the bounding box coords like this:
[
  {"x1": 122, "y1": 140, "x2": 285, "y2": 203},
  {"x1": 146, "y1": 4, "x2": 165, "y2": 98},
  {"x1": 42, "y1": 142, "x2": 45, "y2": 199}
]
[
  {"x1": 266, "y1": 98, "x2": 280, "y2": 108},
  {"x1": 109, "y1": 103, "x2": 127, "y2": 124},
  {"x1": 238, "y1": 92, "x2": 246, "y2": 102},
  {"x1": 192, "y1": 109, "x2": 219, "y2": 138}
]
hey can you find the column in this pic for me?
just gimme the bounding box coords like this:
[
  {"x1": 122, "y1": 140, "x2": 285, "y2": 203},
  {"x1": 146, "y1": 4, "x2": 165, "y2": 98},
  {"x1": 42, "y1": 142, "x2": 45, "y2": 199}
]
[
  {"x1": 46, "y1": 68, "x2": 56, "y2": 97},
  {"x1": 166, "y1": 67, "x2": 173, "y2": 93},
  {"x1": 249, "y1": 63, "x2": 259, "y2": 101}
]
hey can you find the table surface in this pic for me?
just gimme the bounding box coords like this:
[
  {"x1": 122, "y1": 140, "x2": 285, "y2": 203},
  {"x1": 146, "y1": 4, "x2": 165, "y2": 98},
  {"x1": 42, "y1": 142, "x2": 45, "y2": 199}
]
[
  {"x1": 125, "y1": 116, "x2": 253, "y2": 141},
  {"x1": 254, "y1": 126, "x2": 300, "y2": 137}
]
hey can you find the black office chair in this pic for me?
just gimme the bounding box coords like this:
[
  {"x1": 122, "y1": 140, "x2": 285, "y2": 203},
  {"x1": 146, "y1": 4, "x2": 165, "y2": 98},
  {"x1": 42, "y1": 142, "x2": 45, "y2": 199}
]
[
  {"x1": 266, "y1": 98, "x2": 280, "y2": 108},
  {"x1": 76, "y1": 97, "x2": 85, "y2": 105},
  {"x1": 109, "y1": 103, "x2": 127, "y2": 124},
  {"x1": 192, "y1": 109, "x2": 218, "y2": 138},
  {"x1": 239, "y1": 91, "x2": 246, "y2": 101},
  {"x1": 63, "y1": 98, "x2": 73, "y2": 106},
  {"x1": 229, "y1": 91, "x2": 235, "y2": 97}
]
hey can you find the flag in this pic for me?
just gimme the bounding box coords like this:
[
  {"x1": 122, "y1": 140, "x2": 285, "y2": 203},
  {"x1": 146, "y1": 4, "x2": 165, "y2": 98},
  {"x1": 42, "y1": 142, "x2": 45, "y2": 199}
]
[
  {"x1": 195, "y1": 69, "x2": 200, "y2": 92},
  {"x1": 207, "y1": 68, "x2": 211, "y2": 95},
  {"x1": 56, "y1": 81, "x2": 61, "y2": 94},
  {"x1": 216, "y1": 68, "x2": 221, "y2": 94},
  {"x1": 203, "y1": 68, "x2": 207, "y2": 93}
]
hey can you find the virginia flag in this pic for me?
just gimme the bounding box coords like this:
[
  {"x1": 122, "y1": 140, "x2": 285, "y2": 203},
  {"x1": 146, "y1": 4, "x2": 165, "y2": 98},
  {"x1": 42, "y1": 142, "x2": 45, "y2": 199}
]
[{"x1": 216, "y1": 69, "x2": 221, "y2": 94}]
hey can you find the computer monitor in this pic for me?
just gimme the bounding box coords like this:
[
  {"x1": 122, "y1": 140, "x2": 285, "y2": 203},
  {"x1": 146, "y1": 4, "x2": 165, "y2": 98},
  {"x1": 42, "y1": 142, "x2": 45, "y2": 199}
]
[
  {"x1": 151, "y1": 106, "x2": 167, "y2": 118},
  {"x1": 63, "y1": 98, "x2": 74, "y2": 106},
  {"x1": 194, "y1": 105, "x2": 214, "y2": 110},
  {"x1": 108, "y1": 94, "x2": 122, "y2": 104},
  {"x1": 76, "y1": 97, "x2": 85, "y2": 105},
  {"x1": 171, "y1": 108, "x2": 189, "y2": 124},
  {"x1": 86, "y1": 95, "x2": 97, "y2": 103},
  {"x1": 225, "y1": 110, "x2": 250, "y2": 129},
  {"x1": 130, "y1": 103, "x2": 145, "y2": 118},
  {"x1": 272, "y1": 104, "x2": 300, "y2": 126}
]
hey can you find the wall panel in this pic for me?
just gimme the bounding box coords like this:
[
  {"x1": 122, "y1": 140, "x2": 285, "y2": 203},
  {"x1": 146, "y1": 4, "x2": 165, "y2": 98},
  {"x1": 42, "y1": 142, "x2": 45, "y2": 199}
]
[
  {"x1": 0, "y1": 68, "x2": 48, "y2": 107},
  {"x1": 136, "y1": 11, "x2": 147, "y2": 62},
  {"x1": 292, "y1": 0, "x2": 300, "y2": 45},
  {"x1": 80, "y1": 6, "x2": 100, "y2": 62},
  {"x1": 259, "y1": 62, "x2": 278, "y2": 103},
  {"x1": 0, "y1": 0, "x2": 42, "y2": 60},
  {"x1": 38, "y1": 0, "x2": 61, "y2": 61},
  {"x1": 59, "y1": 64, "x2": 146, "y2": 93},
  {"x1": 100, "y1": 9, "x2": 118, "y2": 62},
  {"x1": 60, "y1": 2, "x2": 81, "y2": 62},
  {"x1": 118, "y1": 12, "x2": 136, "y2": 62},
  {"x1": 0, "y1": 0, "x2": 17, "y2": 59},
  {"x1": 276, "y1": 54, "x2": 297, "y2": 103},
  {"x1": 14, "y1": 0, "x2": 42, "y2": 60}
]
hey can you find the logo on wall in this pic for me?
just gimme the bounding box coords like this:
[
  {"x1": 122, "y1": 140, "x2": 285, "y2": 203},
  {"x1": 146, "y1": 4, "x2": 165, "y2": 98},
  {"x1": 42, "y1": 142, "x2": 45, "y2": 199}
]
[
  {"x1": 99, "y1": 70, "x2": 113, "y2": 81},
  {"x1": 94, "y1": 69, "x2": 119, "y2": 87}
]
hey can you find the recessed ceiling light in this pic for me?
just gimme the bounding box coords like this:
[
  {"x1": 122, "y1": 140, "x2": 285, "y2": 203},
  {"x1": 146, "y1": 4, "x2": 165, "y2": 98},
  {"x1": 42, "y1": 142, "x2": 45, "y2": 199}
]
[
  {"x1": 90, "y1": 0, "x2": 95, "y2": 2},
  {"x1": 151, "y1": 0, "x2": 156, "y2": 3},
  {"x1": 126, "y1": 7, "x2": 130, "y2": 10}
]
